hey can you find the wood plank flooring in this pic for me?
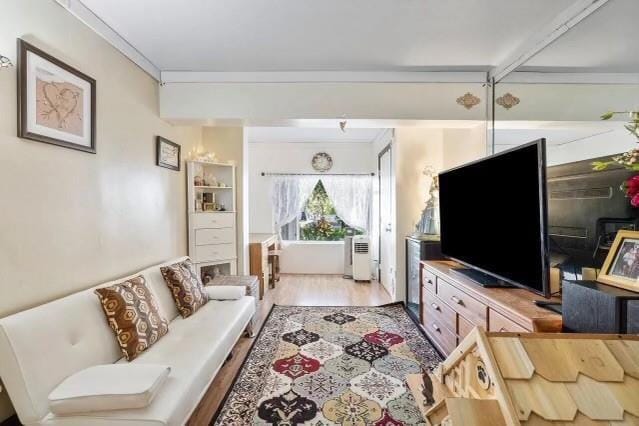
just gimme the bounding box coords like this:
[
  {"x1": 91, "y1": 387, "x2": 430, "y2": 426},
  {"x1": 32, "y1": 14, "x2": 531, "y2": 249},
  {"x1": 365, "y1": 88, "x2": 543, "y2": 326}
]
[{"x1": 187, "y1": 274, "x2": 392, "y2": 425}]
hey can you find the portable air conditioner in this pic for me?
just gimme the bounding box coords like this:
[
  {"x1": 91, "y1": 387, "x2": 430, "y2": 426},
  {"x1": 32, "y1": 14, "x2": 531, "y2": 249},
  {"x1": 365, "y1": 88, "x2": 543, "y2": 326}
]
[
  {"x1": 352, "y1": 235, "x2": 371, "y2": 282},
  {"x1": 343, "y1": 228, "x2": 357, "y2": 279}
]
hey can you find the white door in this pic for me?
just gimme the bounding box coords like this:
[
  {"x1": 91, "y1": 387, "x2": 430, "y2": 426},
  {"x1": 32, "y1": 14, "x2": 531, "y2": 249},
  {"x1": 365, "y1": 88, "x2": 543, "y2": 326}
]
[{"x1": 379, "y1": 145, "x2": 395, "y2": 298}]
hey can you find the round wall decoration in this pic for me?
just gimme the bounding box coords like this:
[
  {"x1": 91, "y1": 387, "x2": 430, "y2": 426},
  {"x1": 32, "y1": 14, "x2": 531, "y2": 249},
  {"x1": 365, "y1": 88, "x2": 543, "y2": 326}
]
[{"x1": 311, "y1": 152, "x2": 333, "y2": 172}]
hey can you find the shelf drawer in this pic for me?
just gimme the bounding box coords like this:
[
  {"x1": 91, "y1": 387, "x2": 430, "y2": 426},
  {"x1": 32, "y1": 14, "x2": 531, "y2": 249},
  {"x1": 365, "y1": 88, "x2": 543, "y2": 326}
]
[
  {"x1": 422, "y1": 268, "x2": 437, "y2": 294},
  {"x1": 437, "y1": 278, "x2": 487, "y2": 326},
  {"x1": 195, "y1": 228, "x2": 235, "y2": 245},
  {"x1": 424, "y1": 319, "x2": 457, "y2": 356},
  {"x1": 489, "y1": 309, "x2": 528, "y2": 333},
  {"x1": 423, "y1": 293, "x2": 456, "y2": 328},
  {"x1": 191, "y1": 213, "x2": 234, "y2": 229},
  {"x1": 194, "y1": 243, "x2": 236, "y2": 262}
]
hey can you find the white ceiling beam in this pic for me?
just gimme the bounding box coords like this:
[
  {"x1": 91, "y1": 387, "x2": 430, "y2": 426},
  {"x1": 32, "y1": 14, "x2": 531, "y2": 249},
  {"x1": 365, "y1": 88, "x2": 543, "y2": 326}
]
[
  {"x1": 488, "y1": 0, "x2": 610, "y2": 83},
  {"x1": 54, "y1": 0, "x2": 161, "y2": 80},
  {"x1": 160, "y1": 71, "x2": 488, "y2": 84},
  {"x1": 502, "y1": 72, "x2": 639, "y2": 85}
]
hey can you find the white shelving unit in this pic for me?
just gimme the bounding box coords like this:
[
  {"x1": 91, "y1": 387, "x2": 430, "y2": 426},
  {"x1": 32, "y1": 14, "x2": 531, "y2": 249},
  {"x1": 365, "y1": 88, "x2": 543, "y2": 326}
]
[{"x1": 186, "y1": 160, "x2": 237, "y2": 280}]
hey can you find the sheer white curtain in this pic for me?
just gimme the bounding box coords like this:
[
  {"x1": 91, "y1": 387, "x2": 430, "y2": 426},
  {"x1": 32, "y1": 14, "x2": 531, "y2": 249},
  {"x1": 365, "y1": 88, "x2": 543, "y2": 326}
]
[
  {"x1": 271, "y1": 176, "x2": 319, "y2": 235},
  {"x1": 321, "y1": 175, "x2": 373, "y2": 232}
]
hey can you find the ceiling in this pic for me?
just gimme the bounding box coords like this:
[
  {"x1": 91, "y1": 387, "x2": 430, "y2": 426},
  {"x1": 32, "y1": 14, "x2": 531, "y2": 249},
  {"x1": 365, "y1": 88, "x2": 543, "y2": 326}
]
[
  {"x1": 522, "y1": 0, "x2": 639, "y2": 72},
  {"x1": 246, "y1": 127, "x2": 385, "y2": 143},
  {"x1": 78, "y1": 0, "x2": 576, "y2": 72}
]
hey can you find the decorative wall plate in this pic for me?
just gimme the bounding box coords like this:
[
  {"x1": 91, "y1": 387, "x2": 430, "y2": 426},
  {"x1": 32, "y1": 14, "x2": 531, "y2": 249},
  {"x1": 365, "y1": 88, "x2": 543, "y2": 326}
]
[
  {"x1": 312, "y1": 152, "x2": 333, "y2": 172},
  {"x1": 496, "y1": 93, "x2": 520, "y2": 110},
  {"x1": 456, "y1": 92, "x2": 481, "y2": 110}
]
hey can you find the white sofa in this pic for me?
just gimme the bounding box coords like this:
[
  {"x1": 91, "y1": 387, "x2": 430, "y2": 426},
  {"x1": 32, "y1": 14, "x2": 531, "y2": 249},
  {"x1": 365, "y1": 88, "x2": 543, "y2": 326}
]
[{"x1": 0, "y1": 256, "x2": 256, "y2": 426}]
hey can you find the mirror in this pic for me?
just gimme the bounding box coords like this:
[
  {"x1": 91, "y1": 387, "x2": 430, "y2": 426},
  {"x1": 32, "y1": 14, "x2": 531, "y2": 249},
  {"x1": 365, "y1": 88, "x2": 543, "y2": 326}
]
[{"x1": 492, "y1": 0, "x2": 639, "y2": 273}]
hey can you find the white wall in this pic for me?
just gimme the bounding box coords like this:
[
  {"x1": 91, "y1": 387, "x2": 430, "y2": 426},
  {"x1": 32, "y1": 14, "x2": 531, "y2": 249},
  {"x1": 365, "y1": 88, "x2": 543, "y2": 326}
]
[
  {"x1": 387, "y1": 125, "x2": 487, "y2": 303},
  {"x1": 0, "y1": 0, "x2": 202, "y2": 421},
  {"x1": 201, "y1": 127, "x2": 249, "y2": 274},
  {"x1": 249, "y1": 141, "x2": 377, "y2": 274}
]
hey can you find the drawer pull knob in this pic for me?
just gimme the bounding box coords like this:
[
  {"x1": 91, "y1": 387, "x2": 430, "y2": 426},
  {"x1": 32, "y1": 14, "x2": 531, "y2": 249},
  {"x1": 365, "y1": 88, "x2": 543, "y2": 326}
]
[
  {"x1": 431, "y1": 323, "x2": 440, "y2": 332},
  {"x1": 431, "y1": 303, "x2": 440, "y2": 311},
  {"x1": 427, "y1": 279, "x2": 433, "y2": 285},
  {"x1": 451, "y1": 296, "x2": 462, "y2": 305}
]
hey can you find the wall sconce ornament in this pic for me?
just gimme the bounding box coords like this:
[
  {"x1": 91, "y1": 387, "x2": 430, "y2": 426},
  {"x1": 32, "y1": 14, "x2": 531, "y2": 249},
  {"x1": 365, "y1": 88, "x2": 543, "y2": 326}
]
[
  {"x1": 496, "y1": 92, "x2": 520, "y2": 110},
  {"x1": 456, "y1": 92, "x2": 480, "y2": 110},
  {"x1": 0, "y1": 55, "x2": 13, "y2": 68}
]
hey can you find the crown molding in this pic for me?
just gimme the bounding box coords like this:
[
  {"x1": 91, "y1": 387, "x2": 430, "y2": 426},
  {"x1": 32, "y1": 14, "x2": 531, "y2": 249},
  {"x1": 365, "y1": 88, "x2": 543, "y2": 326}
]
[{"x1": 160, "y1": 71, "x2": 488, "y2": 84}]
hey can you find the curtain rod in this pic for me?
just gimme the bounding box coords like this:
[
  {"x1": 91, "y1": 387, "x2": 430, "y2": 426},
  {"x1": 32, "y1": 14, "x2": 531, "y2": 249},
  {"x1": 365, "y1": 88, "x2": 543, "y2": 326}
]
[{"x1": 261, "y1": 172, "x2": 375, "y2": 177}]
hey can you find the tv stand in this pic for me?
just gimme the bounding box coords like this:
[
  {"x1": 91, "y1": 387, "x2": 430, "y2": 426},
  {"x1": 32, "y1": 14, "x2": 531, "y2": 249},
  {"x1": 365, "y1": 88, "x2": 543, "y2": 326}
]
[
  {"x1": 449, "y1": 267, "x2": 515, "y2": 288},
  {"x1": 420, "y1": 260, "x2": 562, "y2": 356}
]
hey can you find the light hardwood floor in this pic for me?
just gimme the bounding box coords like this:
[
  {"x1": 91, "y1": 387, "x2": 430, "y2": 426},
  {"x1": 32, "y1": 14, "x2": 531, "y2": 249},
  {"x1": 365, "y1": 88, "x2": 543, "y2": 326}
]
[{"x1": 187, "y1": 274, "x2": 392, "y2": 425}]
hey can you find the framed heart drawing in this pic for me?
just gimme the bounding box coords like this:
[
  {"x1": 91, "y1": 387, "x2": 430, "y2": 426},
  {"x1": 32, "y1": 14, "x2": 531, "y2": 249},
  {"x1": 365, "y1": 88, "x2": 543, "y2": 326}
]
[{"x1": 17, "y1": 39, "x2": 96, "y2": 153}]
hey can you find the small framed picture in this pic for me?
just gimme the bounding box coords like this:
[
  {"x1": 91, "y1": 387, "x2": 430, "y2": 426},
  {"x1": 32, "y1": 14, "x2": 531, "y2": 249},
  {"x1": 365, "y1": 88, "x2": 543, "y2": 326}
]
[
  {"x1": 203, "y1": 203, "x2": 216, "y2": 212},
  {"x1": 17, "y1": 39, "x2": 96, "y2": 153},
  {"x1": 598, "y1": 230, "x2": 639, "y2": 292},
  {"x1": 156, "y1": 136, "x2": 180, "y2": 171}
]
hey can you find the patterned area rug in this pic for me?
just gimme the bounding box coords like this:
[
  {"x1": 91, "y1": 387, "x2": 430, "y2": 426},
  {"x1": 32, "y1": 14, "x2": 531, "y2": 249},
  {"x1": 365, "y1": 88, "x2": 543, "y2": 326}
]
[{"x1": 213, "y1": 304, "x2": 442, "y2": 425}]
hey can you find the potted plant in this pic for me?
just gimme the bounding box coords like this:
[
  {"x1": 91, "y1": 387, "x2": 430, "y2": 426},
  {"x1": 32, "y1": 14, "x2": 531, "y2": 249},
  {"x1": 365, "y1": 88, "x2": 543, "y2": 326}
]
[{"x1": 592, "y1": 111, "x2": 639, "y2": 207}]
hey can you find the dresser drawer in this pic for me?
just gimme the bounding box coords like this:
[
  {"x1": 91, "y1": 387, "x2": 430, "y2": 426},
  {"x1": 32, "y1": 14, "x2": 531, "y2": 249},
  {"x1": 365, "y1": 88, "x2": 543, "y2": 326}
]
[
  {"x1": 423, "y1": 314, "x2": 457, "y2": 355},
  {"x1": 422, "y1": 268, "x2": 437, "y2": 294},
  {"x1": 195, "y1": 228, "x2": 235, "y2": 245},
  {"x1": 437, "y1": 278, "x2": 487, "y2": 326},
  {"x1": 457, "y1": 314, "x2": 476, "y2": 340},
  {"x1": 191, "y1": 213, "x2": 234, "y2": 229},
  {"x1": 489, "y1": 309, "x2": 528, "y2": 333},
  {"x1": 424, "y1": 293, "x2": 456, "y2": 328},
  {"x1": 194, "y1": 243, "x2": 236, "y2": 262}
]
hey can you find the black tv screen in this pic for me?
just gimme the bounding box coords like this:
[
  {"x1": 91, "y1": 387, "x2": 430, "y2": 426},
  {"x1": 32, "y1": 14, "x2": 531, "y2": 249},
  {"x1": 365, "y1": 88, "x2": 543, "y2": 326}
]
[{"x1": 439, "y1": 139, "x2": 550, "y2": 297}]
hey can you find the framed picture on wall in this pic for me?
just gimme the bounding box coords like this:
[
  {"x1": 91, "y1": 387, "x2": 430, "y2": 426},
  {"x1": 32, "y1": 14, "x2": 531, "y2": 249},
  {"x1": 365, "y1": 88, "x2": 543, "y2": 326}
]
[
  {"x1": 156, "y1": 136, "x2": 181, "y2": 171},
  {"x1": 17, "y1": 39, "x2": 96, "y2": 153},
  {"x1": 598, "y1": 230, "x2": 639, "y2": 292}
]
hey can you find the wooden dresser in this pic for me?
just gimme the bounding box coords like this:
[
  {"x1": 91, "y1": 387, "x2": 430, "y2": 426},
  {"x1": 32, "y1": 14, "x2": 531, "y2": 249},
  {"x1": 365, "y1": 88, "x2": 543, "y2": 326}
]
[{"x1": 420, "y1": 261, "x2": 562, "y2": 355}]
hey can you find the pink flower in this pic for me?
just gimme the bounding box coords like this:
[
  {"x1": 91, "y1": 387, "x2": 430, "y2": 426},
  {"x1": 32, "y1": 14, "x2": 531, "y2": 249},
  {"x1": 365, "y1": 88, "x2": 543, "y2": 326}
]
[
  {"x1": 625, "y1": 174, "x2": 639, "y2": 207},
  {"x1": 627, "y1": 175, "x2": 639, "y2": 197}
]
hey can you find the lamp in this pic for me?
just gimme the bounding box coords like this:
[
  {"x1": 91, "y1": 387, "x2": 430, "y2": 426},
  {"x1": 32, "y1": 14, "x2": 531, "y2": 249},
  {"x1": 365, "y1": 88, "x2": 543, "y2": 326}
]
[{"x1": 0, "y1": 55, "x2": 13, "y2": 68}]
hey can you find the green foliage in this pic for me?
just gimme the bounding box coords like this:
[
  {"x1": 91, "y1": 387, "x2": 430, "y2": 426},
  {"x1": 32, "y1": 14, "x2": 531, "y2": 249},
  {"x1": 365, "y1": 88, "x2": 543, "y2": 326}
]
[
  {"x1": 299, "y1": 180, "x2": 362, "y2": 241},
  {"x1": 592, "y1": 111, "x2": 639, "y2": 172},
  {"x1": 305, "y1": 181, "x2": 336, "y2": 217}
]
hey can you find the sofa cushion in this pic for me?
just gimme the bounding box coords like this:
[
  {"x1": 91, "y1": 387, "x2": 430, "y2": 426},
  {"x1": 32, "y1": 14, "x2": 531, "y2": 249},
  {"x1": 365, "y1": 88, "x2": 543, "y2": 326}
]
[
  {"x1": 205, "y1": 285, "x2": 245, "y2": 300},
  {"x1": 48, "y1": 364, "x2": 170, "y2": 416},
  {"x1": 160, "y1": 260, "x2": 209, "y2": 318},
  {"x1": 95, "y1": 276, "x2": 169, "y2": 361}
]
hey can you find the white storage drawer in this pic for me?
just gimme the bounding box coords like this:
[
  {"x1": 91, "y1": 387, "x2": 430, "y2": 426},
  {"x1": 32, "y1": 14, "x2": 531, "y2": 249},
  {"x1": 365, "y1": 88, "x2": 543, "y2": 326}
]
[
  {"x1": 195, "y1": 228, "x2": 235, "y2": 245},
  {"x1": 195, "y1": 243, "x2": 236, "y2": 262},
  {"x1": 191, "y1": 213, "x2": 234, "y2": 229}
]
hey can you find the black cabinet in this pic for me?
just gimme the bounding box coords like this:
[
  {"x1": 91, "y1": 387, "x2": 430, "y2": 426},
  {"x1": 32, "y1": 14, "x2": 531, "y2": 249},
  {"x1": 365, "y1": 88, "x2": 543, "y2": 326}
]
[
  {"x1": 406, "y1": 237, "x2": 443, "y2": 320},
  {"x1": 563, "y1": 280, "x2": 639, "y2": 333}
]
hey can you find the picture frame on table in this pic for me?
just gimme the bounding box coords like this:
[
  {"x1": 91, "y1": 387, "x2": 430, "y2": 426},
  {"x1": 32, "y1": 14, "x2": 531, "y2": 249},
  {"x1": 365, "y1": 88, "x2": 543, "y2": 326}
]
[
  {"x1": 156, "y1": 136, "x2": 181, "y2": 171},
  {"x1": 17, "y1": 39, "x2": 97, "y2": 153},
  {"x1": 598, "y1": 229, "x2": 639, "y2": 292}
]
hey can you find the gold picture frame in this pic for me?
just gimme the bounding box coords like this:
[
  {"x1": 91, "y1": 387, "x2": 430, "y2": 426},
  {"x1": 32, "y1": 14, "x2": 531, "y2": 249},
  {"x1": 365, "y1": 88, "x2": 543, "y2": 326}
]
[{"x1": 598, "y1": 230, "x2": 639, "y2": 292}]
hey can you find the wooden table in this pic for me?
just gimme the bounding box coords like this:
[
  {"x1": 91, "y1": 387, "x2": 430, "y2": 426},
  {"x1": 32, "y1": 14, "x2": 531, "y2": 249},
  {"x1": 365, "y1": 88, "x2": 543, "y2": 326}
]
[{"x1": 249, "y1": 233, "x2": 279, "y2": 299}]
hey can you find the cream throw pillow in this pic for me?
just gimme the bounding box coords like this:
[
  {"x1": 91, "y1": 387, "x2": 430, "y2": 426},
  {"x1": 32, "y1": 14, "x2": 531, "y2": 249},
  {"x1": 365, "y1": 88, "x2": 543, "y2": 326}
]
[{"x1": 48, "y1": 364, "x2": 170, "y2": 416}]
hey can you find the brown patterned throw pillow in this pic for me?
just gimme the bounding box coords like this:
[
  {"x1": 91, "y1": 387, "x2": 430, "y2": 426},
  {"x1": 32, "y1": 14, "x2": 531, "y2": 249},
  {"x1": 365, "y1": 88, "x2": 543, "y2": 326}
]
[
  {"x1": 160, "y1": 259, "x2": 209, "y2": 318},
  {"x1": 95, "y1": 276, "x2": 169, "y2": 361}
]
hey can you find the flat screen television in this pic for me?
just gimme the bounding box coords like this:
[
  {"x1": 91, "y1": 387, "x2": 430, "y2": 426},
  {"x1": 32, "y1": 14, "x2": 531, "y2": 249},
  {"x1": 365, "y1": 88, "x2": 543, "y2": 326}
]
[{"x1": 438, "y1": 139, "x2": 550, "y2": 298}]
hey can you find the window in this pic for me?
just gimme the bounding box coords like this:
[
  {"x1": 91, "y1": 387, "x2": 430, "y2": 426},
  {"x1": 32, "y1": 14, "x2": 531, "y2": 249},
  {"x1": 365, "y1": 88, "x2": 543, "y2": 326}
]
[{"x1": 280, "y1": 180, "x2": 363, "y2": 241}]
